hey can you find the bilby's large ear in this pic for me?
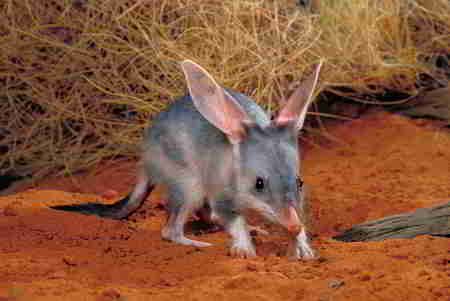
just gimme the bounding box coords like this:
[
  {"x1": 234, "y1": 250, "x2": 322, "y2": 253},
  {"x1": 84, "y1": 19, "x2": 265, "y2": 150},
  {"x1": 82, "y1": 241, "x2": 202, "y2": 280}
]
[
  {"x1": 275, "y1": 60, "x2": 323, "y2": 131},
  {"x1": 181, "y1": 60, "x2": 251, "y2": 144}
]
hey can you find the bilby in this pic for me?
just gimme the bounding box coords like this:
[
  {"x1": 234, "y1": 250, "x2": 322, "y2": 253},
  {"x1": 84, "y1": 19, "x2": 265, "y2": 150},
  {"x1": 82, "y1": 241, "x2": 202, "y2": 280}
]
[{"x1": 52, "y1": 59, "x2": 323, "y2": 259}]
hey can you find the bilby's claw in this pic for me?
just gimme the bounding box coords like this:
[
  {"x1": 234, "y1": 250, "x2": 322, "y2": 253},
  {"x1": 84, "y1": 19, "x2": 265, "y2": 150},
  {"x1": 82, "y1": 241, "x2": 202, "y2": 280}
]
[{"x1": 287, "y1": 228, "x2": 315, "y2": 260}]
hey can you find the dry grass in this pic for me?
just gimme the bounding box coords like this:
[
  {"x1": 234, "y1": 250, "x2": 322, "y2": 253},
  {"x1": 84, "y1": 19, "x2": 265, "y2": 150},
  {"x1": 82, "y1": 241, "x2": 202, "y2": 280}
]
[{"x1": 0, "y1": 0, "x2": 448, "y2": 179}]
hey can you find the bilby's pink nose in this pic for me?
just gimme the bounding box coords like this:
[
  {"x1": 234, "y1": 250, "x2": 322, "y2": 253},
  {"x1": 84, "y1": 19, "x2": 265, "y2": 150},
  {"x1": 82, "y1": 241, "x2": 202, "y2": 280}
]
[{"x1": 280, "y1": 206, "x2": 301, "y2": 233}]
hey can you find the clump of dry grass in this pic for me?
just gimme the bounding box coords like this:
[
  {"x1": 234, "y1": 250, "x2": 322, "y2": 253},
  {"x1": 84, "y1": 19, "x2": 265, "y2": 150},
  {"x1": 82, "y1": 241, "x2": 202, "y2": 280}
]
[{"x1": 0, "y1": 0, "x2": 448, "y2": 179}]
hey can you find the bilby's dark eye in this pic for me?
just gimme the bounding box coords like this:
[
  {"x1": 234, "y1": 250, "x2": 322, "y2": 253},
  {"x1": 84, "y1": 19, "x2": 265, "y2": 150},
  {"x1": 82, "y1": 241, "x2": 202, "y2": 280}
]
[{"x1": 255, "y1": 177, "x2": 265, "y2": 192}]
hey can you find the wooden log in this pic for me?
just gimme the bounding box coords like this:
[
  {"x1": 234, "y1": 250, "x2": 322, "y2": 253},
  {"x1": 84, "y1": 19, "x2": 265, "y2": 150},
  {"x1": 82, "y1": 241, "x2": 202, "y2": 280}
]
[
  {"x1": 390, "y1": 88, "x2": 450, "y2": 126},
  {"x1": 333, "y1": 201, "x2": 450, "y2": 242}
]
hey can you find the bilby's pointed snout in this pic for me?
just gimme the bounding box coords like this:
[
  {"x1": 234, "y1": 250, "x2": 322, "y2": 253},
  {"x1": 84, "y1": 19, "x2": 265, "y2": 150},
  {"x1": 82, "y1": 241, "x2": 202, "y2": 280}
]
[{"x1": 279, "y1": 206, "x2": 302, "y2": 233}]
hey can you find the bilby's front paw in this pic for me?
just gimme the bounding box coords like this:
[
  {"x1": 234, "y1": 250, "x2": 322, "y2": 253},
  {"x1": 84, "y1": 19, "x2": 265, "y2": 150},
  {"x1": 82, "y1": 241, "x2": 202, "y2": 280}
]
[
  {"x1": 229, "y1": 232, "x2": 256, "y2": 258},
  {"x1": 229, "y1": 241, "x2": 256, "y2": 258},
  {"x1": 287, "y1": 229, "x2": 315, "y2": 260},
  {"x1": 226, "y1": 216, "x2": 256, "y2": 258}
]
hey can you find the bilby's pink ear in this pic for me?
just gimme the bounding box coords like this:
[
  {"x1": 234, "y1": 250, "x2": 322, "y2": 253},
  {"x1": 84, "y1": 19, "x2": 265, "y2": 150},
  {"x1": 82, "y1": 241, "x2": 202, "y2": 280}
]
[
  {"x1": 181, "y1": 60, "x2": 251, "y2": 144},
  {"x1": 275, "y1": 60, "x2": 323, "y2": 131}
]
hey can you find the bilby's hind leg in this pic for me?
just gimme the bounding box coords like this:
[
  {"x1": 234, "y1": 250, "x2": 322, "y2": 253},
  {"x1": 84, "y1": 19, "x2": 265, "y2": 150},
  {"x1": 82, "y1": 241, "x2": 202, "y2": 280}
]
[{"x1": 161, "y1": 182, "x2": 211, "y2": 247}]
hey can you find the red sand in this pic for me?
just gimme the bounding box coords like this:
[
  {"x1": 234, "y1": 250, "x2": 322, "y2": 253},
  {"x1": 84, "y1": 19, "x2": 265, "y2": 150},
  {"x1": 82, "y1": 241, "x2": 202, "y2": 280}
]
[{"x1": 1, "y1": 111, "x2": 449, "y2": 301}]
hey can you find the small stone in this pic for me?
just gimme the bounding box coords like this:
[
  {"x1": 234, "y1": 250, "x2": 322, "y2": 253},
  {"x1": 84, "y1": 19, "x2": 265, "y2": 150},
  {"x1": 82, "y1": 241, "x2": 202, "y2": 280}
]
[
  {"x1": 329, "y1": 279, "x2": 345, "y2": 289},
  {"x1": 97, "y1": 288, "x2": 121, "y2": 301},
  {"x1": 316, "y1": 256, "x2": 327, "y2": 263},
  {"x1": 158, "y1": 279, "x2": 176, "y2": 287},
  {"x1": 432, "y1": 257, "x2": 448, "y2": 266},
  {"x1": 359, "y1": 274, "x2": 371, "y2": 281},
  {"x1": 62, "y1": 256, "x2": 78, "y2": 266},
  {"x1": 3, "y1": 205, "x2": 19, "y2": 216},
  {"x1": 432, "y1": 289, "x2": 443, "y2": 298},
  {"x1": 246, "y1": 263, "x2": 259, "y2": 272},
  {"x1": 101, "y1": 189, "x2": 119, "y2": 199},
  {"x1": 418, "y1": 270, "x2": 429, "y2": 277}
]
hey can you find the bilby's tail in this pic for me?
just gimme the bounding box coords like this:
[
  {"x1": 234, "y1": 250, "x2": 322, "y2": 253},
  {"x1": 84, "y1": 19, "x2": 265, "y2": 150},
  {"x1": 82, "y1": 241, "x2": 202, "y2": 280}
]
[
  {"x1": 333, "y1": 201, "x2": 450, "y2": 242},
  {"x1": 51, "y1": 196, "x2": 132, "y2": 219},
  {"x1": 51, "y1": 182, "x2": 155, "y2": 219}
]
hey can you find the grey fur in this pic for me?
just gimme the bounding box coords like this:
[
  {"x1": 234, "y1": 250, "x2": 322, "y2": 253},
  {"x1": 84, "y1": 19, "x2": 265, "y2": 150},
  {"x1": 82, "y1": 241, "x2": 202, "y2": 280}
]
[{"x1": 52, "y1": 59, "x2": 323, "y2": 259}]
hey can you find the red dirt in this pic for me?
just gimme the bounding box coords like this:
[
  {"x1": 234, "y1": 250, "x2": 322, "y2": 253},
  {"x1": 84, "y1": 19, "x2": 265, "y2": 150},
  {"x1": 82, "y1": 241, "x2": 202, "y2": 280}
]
[{"x1": 1, "y1": 110, "x2": 449, "y2": 301}]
